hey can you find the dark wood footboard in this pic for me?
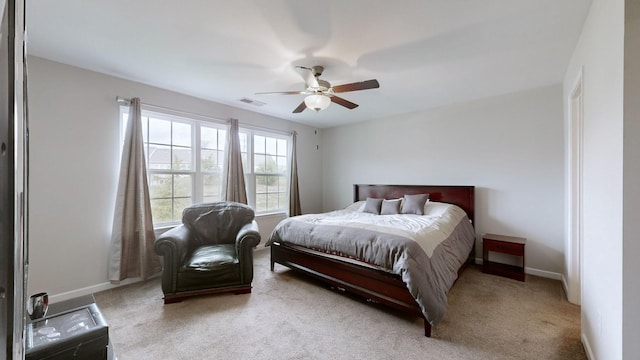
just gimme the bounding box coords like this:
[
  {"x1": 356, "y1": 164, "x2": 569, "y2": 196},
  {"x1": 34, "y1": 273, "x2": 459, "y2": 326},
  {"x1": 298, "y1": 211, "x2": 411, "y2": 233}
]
[{"x1": 270, "y1": 241, "x2": 432, "y2": 337}]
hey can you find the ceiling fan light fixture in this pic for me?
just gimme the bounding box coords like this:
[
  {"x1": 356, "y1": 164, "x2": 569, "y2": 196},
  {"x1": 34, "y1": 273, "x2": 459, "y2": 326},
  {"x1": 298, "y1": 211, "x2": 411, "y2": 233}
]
[{"x1": 304, "y1": 94, "x2": 331, "y2": 112}]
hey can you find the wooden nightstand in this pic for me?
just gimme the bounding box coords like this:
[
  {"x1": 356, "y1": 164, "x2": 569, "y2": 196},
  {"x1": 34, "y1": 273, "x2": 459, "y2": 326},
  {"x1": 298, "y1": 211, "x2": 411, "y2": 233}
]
[{"x1": 482, "y1": 233, "x2": 526, "y2": 281}]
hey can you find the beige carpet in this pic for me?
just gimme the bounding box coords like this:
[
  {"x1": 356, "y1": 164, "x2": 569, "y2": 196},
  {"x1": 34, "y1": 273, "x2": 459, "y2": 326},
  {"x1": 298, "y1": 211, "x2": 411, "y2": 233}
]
[{"x1": 94, "y1": 248, "x2": 586, "y2": 360}]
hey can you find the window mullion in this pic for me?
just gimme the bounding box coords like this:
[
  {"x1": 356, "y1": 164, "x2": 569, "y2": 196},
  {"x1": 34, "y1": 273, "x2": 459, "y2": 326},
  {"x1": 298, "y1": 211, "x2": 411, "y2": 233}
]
[
  {"x1": 194, "y1": 123, "x2": 202, "y2": 204},
  {"x1": 169, "y1": 122, "x2": 176, "y2": 221},
  {"x1": 246, "y1": 131, "x2": 256, "y2": 209}
]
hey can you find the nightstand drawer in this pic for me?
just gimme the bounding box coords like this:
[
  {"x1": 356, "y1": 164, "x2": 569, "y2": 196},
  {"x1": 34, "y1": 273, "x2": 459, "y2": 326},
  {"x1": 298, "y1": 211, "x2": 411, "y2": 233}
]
[{"x1": 484, "y1": 239, "x2": 524, "y2": 256}]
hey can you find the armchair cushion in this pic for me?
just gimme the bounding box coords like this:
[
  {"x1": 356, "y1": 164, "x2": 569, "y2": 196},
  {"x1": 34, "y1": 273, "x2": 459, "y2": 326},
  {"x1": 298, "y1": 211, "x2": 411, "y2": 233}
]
[{"x1": 183, "y1": 244, "x2": 238, "y2": 270}]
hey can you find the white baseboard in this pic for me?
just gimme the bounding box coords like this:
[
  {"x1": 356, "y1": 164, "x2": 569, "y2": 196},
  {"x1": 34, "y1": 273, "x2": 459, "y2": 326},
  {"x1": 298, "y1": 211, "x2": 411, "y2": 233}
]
[
  {"x1": 581, "y1": 332, "x2": 595, "y2": 359},
  {"x1": 473, "y1": 258, "x2": 562, "y2": 280},
  {"x1": 525, "y1": 267, "x2": 562, "y2": 280},
  {"x1": 48, "y1": 276, "x2": 151, "y2": 304}
]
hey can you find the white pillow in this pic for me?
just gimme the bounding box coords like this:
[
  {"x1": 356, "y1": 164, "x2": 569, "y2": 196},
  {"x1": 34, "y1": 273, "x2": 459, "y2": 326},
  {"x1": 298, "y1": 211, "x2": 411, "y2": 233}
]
[
  {"x1": 423, "y1": 201, "x2": 453, "y2": 217},
  {"x1": 344, "y1": 201, "x2": 366, "y2": 212}
]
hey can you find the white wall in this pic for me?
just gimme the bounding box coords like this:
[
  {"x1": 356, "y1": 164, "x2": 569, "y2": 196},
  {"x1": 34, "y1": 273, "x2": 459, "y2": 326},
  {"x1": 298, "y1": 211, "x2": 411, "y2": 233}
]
[
  {"x1": 563, "y1": 0, "x2": 625, "y2": 358},
  {"x1": 321, "y1": 85, "x2": 565, "y2": 276},
  {"x1": 623, "y1": 1, "x2": 640, "y2": 358},
  {"x1": 26, "y1": 56, "x2": 323, "y2": 301}
]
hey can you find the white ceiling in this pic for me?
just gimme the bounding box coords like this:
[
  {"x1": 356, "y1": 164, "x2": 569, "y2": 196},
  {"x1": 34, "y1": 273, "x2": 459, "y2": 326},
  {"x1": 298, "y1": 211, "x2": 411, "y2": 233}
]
[{"x1": 26, "y1": 0, "x2": 592, "y2": 128}]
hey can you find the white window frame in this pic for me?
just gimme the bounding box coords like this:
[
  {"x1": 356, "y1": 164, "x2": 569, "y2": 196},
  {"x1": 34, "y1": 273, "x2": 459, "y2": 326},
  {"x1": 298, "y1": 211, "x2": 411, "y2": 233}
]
[
  {"x1": 119, "y1": 106, "x2": 291, "y2": 225},
  {"x1": 239, "y1": 128, "x2": 290, "y2": 215},
  {"x1": 120, "y1": 106, "x2": 227, "y2": 227}
]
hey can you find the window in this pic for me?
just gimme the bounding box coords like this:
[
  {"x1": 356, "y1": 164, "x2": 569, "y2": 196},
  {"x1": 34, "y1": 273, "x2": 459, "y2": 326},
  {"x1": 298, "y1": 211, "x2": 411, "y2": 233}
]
[
  {"x1": 121, "y1": 108, "x2": 226, "y2": 227},
  {"x1": 199, "y1": 125, "x2": 226, "y2": 204},
  {"x1": 241, "y1": 132, "x2": 289, "y2": 213},
  {"x1": 145, "y1": 116, "x2": 194, "y2": 225},
  {"x1": 120, "y1": 107, "x2": 289, "y2": 226}
]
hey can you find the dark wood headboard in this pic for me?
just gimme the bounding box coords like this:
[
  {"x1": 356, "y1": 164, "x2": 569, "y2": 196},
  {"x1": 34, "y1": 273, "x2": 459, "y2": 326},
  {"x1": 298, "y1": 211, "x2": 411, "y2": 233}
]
[{"x1": 354, "y1": 184, "x2": 475, "y2": 225}]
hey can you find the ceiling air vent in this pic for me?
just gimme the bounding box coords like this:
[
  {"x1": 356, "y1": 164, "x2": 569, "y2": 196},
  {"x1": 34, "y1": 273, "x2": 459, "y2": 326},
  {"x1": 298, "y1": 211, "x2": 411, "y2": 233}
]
[{"x1": 239, "y1": 98, "x2": 266, "y2": 107}]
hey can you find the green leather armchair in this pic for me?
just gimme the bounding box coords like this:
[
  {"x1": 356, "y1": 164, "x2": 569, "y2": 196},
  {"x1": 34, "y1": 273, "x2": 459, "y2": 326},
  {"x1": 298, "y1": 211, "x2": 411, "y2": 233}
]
[{"x1": 154, "y1": 201, "x2": 261, "y2": 304}]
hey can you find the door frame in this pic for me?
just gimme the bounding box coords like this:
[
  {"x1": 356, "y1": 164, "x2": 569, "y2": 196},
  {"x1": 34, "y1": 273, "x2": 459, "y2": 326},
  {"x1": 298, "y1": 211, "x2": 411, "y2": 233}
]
[{"x1": 566, "y1": 67, "x2": 584, "y2": 305}]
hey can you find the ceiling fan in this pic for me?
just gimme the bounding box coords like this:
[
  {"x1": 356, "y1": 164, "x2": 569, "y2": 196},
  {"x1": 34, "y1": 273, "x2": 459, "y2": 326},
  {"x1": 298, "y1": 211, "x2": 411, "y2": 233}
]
[{"x1": 256, "y1": 66, "x2": 380, "y2": 113}]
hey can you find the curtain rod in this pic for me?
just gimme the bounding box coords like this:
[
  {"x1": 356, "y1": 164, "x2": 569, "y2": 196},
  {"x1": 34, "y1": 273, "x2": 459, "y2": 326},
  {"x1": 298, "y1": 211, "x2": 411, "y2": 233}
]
[
  {"x1": 116, "y1": 96, "x2": 293, "y2": 136},
  {"x1": 116, "y1": 96, "x2": 225, "y2": 123}
]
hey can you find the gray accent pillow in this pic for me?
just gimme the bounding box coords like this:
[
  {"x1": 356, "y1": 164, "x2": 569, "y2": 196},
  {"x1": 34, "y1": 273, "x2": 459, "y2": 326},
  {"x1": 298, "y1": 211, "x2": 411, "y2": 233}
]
[
  {"x1": 362, "y1": 198, "x2": 383, "y2": 214},
  {"x1": 380, "y1": 199, "x2": 402, "y2": 215},
  {"x1": 401, "y1": 193, "x2": 430, "y2": 215}
]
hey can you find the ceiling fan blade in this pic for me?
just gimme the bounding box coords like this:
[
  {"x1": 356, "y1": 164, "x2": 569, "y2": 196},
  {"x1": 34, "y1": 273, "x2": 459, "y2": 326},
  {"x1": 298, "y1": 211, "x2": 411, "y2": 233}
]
[
  {"x1": 332, "y1": 79, "x2": 380, "y2": 93},
  {"x1": 255, "y1": 90, "x2": 306, "y2": 95},
  {"x1": 292, "y1": 101, "x2": 307, "y2": 113},
  {"x1": 330, "y1": 96, "x2": 359, "y2": 109},
  {"x1": 295, "y1": 66, "x2": 320, "y2": 88}
]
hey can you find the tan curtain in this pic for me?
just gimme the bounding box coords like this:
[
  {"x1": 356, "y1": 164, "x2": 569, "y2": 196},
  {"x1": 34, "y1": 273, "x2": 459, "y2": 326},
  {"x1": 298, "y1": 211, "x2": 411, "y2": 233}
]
[
  {"x1": 108, "y1": 97, "x2": 161, "y2": 282},
  {"x1": 289, "y1": 131, "x2": 302, "y2": 216},
  {"x1": 222, "y1": 118, "x2": 248, "y2": 204}
]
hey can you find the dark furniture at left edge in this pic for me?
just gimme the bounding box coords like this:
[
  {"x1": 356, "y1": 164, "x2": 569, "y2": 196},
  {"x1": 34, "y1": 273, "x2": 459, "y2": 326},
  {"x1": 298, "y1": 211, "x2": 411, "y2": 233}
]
[{"x1": 25, "y1": 294, "x2": 112, "y2": 360}]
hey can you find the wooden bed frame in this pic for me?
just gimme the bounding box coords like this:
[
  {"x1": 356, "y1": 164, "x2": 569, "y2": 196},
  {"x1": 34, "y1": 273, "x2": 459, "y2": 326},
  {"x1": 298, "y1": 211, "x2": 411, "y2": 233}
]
[{"x1": 269, "y1": 184, "x2": 476, "y2": 337}]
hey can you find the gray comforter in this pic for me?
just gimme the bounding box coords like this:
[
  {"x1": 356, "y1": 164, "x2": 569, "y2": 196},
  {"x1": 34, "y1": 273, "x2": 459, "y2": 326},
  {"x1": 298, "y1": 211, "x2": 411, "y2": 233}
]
[{"x1": 266, "y1": 209, "x2": 475, "y2": 325}]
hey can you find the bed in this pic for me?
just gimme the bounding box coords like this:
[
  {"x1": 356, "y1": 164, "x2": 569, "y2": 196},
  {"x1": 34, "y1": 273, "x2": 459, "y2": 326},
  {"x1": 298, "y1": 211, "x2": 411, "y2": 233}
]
[{"x1": 266, "y1": 184, "x2": 476, "y2": 337}]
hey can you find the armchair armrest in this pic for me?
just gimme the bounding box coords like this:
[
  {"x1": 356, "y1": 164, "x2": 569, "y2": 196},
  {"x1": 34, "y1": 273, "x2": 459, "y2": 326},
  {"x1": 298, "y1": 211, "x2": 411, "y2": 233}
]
[
  {"x1": 236, "y1": 220, "x2": 261, "y2": 249},
  {"x1": 235, "y1": 220, "x2": 261, "y2": 283},
  {"x1": 154, "y1": 225, "x2": 193, "y2": 294},
  {"x1": 154, "y1": 225, "x2": 192, "y2": 261}
]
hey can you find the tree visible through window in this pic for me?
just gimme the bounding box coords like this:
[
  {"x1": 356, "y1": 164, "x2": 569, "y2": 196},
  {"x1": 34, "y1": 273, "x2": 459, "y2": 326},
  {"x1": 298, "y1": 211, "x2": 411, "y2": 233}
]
[
  {"x1": 145, "y1": 117, "x2": 193, "y2": 224},
  {"x1": 200, "y1": 125, "x2": 226, "y2": 204},
  {"x1": 253, "y1": 135, "x2": 288, "y2": 212},
  {"x1": 121, "y1": 109, "x2": 226, "y2": 226}
]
